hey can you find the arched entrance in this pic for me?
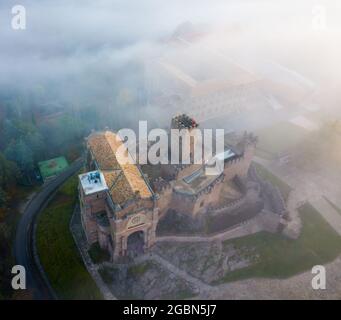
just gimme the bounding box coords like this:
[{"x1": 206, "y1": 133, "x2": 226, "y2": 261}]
[{"x1": 126, "y1": 230, "x2": 145, "y2": 257}]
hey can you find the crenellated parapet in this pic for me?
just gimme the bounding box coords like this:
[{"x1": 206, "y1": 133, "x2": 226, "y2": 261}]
[
  {"x1": 153, "y1": 177, "x2": 172, "y2": 193},
  {"x1": 173, "y1": 173, "x2": 224, "y2": 200}
]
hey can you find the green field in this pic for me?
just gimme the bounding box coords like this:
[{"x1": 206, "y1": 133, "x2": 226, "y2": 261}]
[
  {"x1": 38, "y1": 157, "x2": 69, "y2": 181},
  {"x1": 36, "y1": 175, "x2": 102, "y2": 299},
  {"x1": 218, "y1": 202, "x2": 341, "y2": 283},
  {"x1": 253, "y1": 162, "x2": 292, "y2": 201}
]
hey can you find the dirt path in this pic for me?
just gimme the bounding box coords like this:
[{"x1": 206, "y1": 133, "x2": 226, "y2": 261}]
[{"x1": 136, "y1": 253, "x2": 214, "y2": 296}]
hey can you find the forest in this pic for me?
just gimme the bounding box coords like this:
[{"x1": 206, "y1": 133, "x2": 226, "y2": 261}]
[{"x1": 0, "y1": 84, "x2": 124, "y2": 298}]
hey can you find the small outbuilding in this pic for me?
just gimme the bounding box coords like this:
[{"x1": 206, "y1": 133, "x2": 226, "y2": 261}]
[{"x1": 38, "y1": 156, "x2": 69, "y2": 182}]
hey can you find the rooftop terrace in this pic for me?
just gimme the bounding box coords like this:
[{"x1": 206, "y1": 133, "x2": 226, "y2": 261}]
[{"x1": 79, "y1": 170, "x2": 108, "y2": 195}]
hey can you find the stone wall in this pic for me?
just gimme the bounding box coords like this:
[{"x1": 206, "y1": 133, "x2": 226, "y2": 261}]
[
  {"x1": 210, "y1": 196, "x2": 246, "y2": 216},
  {"x1": 170, "y1": 174, "x2": 225, "y2": 217},
  {"x1": 248, "y1": 164, "x2": 288, "y2": 217},
  {"x1": 79, "y1": 180, "x2": 159, "y2": 261},
  {"x1": 110, "y1": 207, "x2": 158, "y2": 258},
  {"x1": 223, "y1": 143, "x2": 255, "y2": 180},
  {"x1": 154, "y1": 180, "x2": 173, "y2": 217}
]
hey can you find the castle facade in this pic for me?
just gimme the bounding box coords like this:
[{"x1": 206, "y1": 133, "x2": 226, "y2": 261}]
[{"x1": 78, "y1": 115, "x2": 256, "y2": 260}]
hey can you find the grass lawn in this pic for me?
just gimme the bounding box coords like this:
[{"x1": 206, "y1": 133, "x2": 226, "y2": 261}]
[
  {"x1": 36, "y1": 175, "x2": 102, "y2": 299},
  {"x1": 218, "y1": 202, "x2": 341, "y2": 283},
  {"x1": 253, "y1": 162, "x2": 292, "y2": 201}
]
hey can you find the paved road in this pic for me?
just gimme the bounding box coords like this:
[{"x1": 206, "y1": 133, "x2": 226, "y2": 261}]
[{"x1": 14, "y1": 159, "x2": 83, "y2": 300}]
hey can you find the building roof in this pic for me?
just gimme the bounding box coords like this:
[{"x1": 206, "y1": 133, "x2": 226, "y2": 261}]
[
  {"x1": 175, "y1": 168, "x2": 221, "y2": 195},
  {"x1": 190, "y1": 76, "x2": 258, "y2": 97},
  {"x1": 38, "y1": 156, "x2": 69, "y2": 181},
  {"x1": 159, "y1": 60, "x2": 197, "y2": 88},
  {"x1": 87, "y1": 131, "x2": 152, "y2": 205},
  {"x1": 79, "y1": 170, "x2": 108, "y2": 195},
  {"x1": 158, "y1": 43, "x2": 260, "y2": 96}
]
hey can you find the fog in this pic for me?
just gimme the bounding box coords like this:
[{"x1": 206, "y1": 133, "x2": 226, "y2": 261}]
[
  {"x1": 3, "y1": 0, "x2": 341, "y2": 301},
  {"x1": 0, "y1": 0, "x2": 341, "y2": 128}
]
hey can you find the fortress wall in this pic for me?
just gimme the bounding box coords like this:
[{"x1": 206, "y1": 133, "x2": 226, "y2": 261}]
[
  {"x1": 79, "y1": 188, "x2": 108, "y2": 245},
  {"x1": 169, "y1": 178, "x2": 224, "y2": 217},
  {"x1": 160, "y1": 164, "x2": 177, "y2": 180},
  {"x1": 170, "y1": 191, "x2": 196, "y2": 215},
  {"x1": 81, "y1": 214, "x2": 98, "y2": 244},
  {"x1": 176, "y1": 164, "x2": 202, "y2": 180},
  {"x1": 157, "y1": 184, "x2": 173, "y2": 217},
  {"x1": 81, "y1": 190, "x2": 107, "y2": 214},
  {"x1": 194, "y1": 180, "x2": 224, "y2": 212},
  {"x1": 97, "y1": 227, "x2": 110, "y2": 250},
  {"x1": 211, "y1": 196, "x2": 246, "y2": 215},
  {"x1": 224, "y1": 145, "x2": 255, "y2": 180}
]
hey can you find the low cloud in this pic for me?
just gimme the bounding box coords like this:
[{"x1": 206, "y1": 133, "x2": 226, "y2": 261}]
[{"x1": 0, "y1": 0, "x2": 340, "y2": 125}]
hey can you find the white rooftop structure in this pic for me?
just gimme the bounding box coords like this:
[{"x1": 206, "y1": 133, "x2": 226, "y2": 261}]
[
  {"x1": 79, "y1": 170, "x2": 108, "y2": 195},
  {"x1": 214, "y1": 149, "x2": 236, "y2": 161}
]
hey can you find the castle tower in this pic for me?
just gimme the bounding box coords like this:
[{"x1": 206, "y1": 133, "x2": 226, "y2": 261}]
[
  {"x1": 170, "y1": 113, "x2": 201, "y2": 165},
  {"x1": 79, "y1": 131, "x2": 159, "y2": 261}
]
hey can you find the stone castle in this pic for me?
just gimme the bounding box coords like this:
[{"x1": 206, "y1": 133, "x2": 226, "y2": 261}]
[{"x1": 78, "y1": 115, "x2": 257, "y2": 260}]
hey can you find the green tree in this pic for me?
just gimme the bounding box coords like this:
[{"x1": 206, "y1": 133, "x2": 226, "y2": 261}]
[
  {"x1": 25, "y1": 131, "x2": 45, "y2": 161},
  {"x1": 0, "y1": 187, "x2": 7, "y2": 208},
  {"x1": 0, "y1": 153, "x2": 19, "y2": 188},
  {"x1": 4, "y1": 139, "x2": 34, "y2": 173},
  {"x1": 3, "y1": 119, "x2": 19, "y2": 142}
]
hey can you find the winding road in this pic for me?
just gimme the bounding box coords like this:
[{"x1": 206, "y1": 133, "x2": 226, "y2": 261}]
[{"x1": 14, "y1": 159, "x2": 83, "y2": 300}]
